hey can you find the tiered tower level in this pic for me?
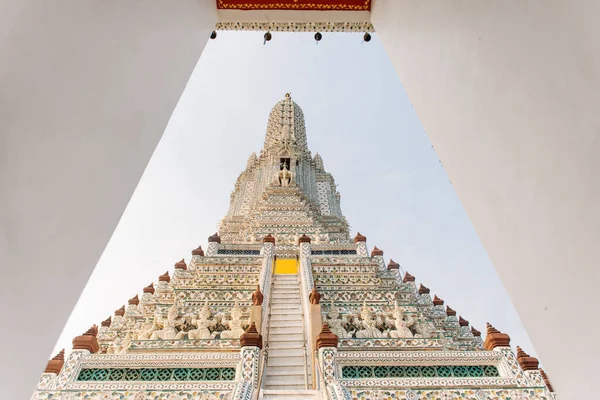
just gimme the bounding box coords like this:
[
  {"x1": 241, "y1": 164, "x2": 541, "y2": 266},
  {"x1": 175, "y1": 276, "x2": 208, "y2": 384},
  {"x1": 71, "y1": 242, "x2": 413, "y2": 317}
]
[{"x1": 34, "y1": 95, "x2": 557, "y2": 400}]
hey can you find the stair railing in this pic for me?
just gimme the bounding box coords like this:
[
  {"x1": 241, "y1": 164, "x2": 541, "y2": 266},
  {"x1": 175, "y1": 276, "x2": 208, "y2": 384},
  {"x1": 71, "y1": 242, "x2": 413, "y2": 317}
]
[
  {"x1": 253, "y1": 348, "x2": 268, "y2": 400},
  {"x1": 315, "y1": 351, "x2": 334, "y2": 400},
  {"x1": 297, "y1": 244, "x2": 316, "y2": 388},
  {"x1": 298, "y1": 273, "x2": 310, "y2": 390},
  {"x1": 254, "y1": 257, "x2": 275, "y2": 400}
]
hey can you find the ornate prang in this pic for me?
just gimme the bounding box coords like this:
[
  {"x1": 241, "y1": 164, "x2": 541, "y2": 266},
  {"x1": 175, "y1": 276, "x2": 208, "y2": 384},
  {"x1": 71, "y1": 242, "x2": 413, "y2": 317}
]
[
  {"x1": 240, "y1": 322, "x2": 262, "y2": 349},
  {"x1": 208, "y1": 232, "x2": 221, "y2": 244},
  {"x1": 32, "y1": 94, "x2": 558, "y2": 400},
  {"x1": 540, "y1": 368, "x2": 554, "y2": 392},
  {"x1": 175, "y1": 258, "x2": 187, "y2": 270},
  {"x1": 516, "y1": 346, "x2": 539, "y2": 371},
  {"x1": 309, "y1": 287, "x2": 321, "y2": 304},
  {"x1": 263, "y1": 234, "x2": 276, "y2": 244},
  {"x1": 316, "y1": 323, "x2": 338, "y2": 349},
  {"x1": 44, "y1": 349, "x2": 65, "y2": 375},
  {"x1": 371, "y1": 246, "x2": 383, "y2": 257},
  {"x1": 298, "y1": 234, "x2": 311, "y2": 244},
  {"x1": 387, "y1": 259, "x2": 400, "y2": 270},
  {"x1": 143, "y1": 283, "x2": 155, "y2": 294},
  {"x1": 484, "y1": 323, "x2": 511, "y2": 350},
  {"x1": 353, "y1": 232, "x2": 366, "y2": 243},
  {"x1": 158, "y1": 271, "x2": 170, "y2": 283},
  {"x1": 72, "y1": 325, "x2": 100, "y2": 353},
  {"x1": 252, "y1": 285, "x2": 263, "y2": 306},
  {"x1": 192, "y1": 245, "x2": 205, "y2": 256},
  {"x1": 114, "y1": 305, "x2": 125, "y2": 317}
]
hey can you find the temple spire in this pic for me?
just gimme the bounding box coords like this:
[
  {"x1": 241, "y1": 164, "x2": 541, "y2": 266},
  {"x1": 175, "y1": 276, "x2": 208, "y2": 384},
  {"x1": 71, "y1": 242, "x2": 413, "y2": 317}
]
[{"x1": 263, "y1": 93, "x2": 308, "y2": 156}]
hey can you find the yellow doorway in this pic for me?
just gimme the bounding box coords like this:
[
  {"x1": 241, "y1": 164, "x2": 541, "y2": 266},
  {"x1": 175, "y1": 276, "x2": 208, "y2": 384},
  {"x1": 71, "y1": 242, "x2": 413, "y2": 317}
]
[{"x1": 273, "y1": 258, "x2": 298, "y2": 275}]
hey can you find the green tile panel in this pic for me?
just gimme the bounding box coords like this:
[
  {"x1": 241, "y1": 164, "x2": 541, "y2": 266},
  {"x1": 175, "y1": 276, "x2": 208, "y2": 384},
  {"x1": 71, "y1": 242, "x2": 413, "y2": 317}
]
[
  {"x1": 341, "y1": 365, "x2": 499, "y2": 379},
  {"x1": 77, "y1": 367, "x2": 236, "y2": 381}
]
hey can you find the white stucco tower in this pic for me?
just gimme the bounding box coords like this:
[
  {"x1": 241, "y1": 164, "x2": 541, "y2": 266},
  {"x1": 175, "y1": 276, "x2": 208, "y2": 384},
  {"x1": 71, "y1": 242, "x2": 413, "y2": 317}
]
[
  {"x1": 32, "y1": 95, "x2": 557, "y2": 400},
  {"x1": 220, "y1": 94, "x2": 349, "y2": 246}
]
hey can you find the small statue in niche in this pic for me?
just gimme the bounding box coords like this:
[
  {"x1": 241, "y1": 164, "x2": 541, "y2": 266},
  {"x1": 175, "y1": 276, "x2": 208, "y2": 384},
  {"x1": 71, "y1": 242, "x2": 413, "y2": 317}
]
[
  {"x1": 278, "y1": 162, "x2": 292, "y2": 186},
  {"x1": 355, "y1": 301, "x2": 386, "y2": 338},
  {"x1": 387, "y1": 301, "x2": 415, "y2": 338},
  {"x1": 150, "y1": 303, "x2": 186, "y2": 340},
  {"x1": 187, "y1": 300, "x2": 217, "y2": 340},
  {"x1": 326, "y1": 299, "x2": 350, "y2": 338},
  {"x1": 221, "y1": 300, "x2": 247, "y2": 339}
]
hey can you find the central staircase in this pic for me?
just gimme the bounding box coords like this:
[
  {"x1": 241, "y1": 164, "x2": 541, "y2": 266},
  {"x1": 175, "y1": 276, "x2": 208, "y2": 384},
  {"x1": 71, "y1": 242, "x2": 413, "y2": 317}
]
[{"x1": 261, "y1": 274, "x2": 317, "y2": 400}]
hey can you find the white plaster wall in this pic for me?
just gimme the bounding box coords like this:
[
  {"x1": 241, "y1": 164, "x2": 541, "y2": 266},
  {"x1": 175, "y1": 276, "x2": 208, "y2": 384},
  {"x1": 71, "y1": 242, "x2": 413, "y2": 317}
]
[
  {"x1": 372, "y1": 1, "x2": 600, "y2": 398},
  {"x1": 0, "y1": 1, "x2": 217, "y2": 398}
]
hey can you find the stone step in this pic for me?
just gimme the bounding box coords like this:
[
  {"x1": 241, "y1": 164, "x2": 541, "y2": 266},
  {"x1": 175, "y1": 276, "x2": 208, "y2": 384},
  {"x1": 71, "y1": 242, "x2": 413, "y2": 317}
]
[
  {"x1": 268, "y1": 319, "x2": 303, "y2": 327},
  {"x1": 268, "y1": 316, "x2": 302, "y2": 323},
  {"x1": 261, "y1": 385, "x2": 319, "y2": 392},
  {"x1": 271, "y1": 292, "x2": 300, "y2": 297},
  {"x1": 267, "y1": 340, "x2": 304, "y2": 349},
  {"x1": 270, "y1": 303, "x2": 302, "y2": 310},
  {"x1": 264, "y1": 373, "x2": 306, "y2": 385},
  {"x1": 269, "y1": 328, "x2": 303, "y2": 335},
  {"x1": 268, "y1": 326, "x2": 304, "y2": 335},
  {"x1": 270, "y1": 308, "x2": 301, "y2": 315},
  {"x1": 264, "y1": 365, "x2": 305, "y2": 376},
  {"x1": 272, "y1": 284, "x2": 299, "y2": 289},
  {"x1": 267, "y1": 348, "x2": 304, "y2": 357},
  {"x1": 261, "y1": 389, "x2": 319, "y2": 399},
  {"x1": 267, "y1": 355, "x2": 304, "y2": 367},
  {"x1": 271, "y1": 289, "x2": 299, "y2": 294},
  {"x1": 270, "y1": 297, "x2": 300, "y2": 303},
  {"x1": 268, "y1": 333, "x2": 304, "y2": 345},
  {"x1": 269, "y1": 318, "x2": 302, "y2": 325}
]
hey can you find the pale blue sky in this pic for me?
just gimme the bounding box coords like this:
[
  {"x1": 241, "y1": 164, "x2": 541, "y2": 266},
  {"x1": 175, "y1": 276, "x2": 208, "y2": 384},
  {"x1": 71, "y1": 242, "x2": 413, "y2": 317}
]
[{"x1": 55, "y1": 31, "x2": 535, "y2": 358}]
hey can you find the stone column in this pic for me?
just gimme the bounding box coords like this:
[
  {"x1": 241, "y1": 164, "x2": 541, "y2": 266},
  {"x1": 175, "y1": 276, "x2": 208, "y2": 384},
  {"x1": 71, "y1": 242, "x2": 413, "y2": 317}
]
[
  {"x1": 353, "y1": 233, "x2": 368, "y2": 257},
  {"x1": 315, "y1": 323, "x2": 352, "y2": 400},
  {"x1": 233, "y1": 323, "x2": 262, "y2": 400},
  {"x1": 33, "y1": 350, "x2": 65, "y2": 393},
  {"x1": 53, "y1": 349, "x2": 88, "y2": 390},
  {"x1": 515, "y1": 346, "x2": 550, "y2": 393},
  {"x1": 298, "y1": 234, "x2": 314, "y2": 294},
  {"x1": 370, "y1": 246, "x2": 385, "y2": 272},
  {"x1": 206, "y1": 233, "x2": 221, "y2": 256}
]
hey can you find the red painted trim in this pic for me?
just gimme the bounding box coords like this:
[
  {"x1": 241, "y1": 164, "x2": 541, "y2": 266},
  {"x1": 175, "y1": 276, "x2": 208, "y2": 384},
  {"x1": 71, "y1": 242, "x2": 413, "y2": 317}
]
[{"x1": 217, "y1": 0, "x2": 371, "y2": 11}]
